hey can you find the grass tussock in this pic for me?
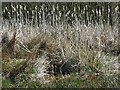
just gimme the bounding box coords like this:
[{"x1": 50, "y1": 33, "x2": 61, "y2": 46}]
[{"x1": 1, "y1": 23, "x2": 119, "y2": 88}]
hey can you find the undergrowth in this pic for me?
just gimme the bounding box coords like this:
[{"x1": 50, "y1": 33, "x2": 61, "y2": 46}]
[{"x1": 1, "y1": 23, "x2": 119, "y2": 88}]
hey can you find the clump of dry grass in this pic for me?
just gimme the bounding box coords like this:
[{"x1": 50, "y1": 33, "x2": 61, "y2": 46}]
[{"x1": 1, "y1": 22, "x2": 119, "y2": 87}]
